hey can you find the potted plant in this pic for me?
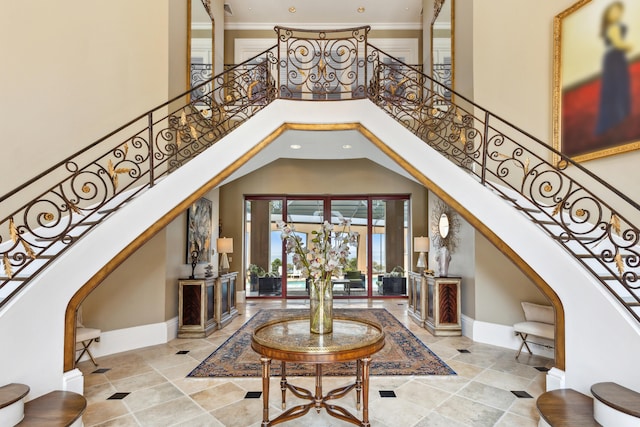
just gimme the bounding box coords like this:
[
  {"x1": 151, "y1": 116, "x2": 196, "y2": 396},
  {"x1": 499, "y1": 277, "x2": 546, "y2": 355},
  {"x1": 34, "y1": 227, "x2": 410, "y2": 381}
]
[
  {"x1": 247, "y1": 264, "x2": 265, "y2": 291},
  {"x1": 382, "y1": 266, "x2": 406, "y2": 295}
]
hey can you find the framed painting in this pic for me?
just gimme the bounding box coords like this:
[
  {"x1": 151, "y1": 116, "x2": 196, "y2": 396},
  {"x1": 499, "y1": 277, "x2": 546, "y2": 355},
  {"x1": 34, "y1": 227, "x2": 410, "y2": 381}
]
[
  {"x1": 553, "y1": 0, "x2": 640, "y2": 162},
  {"x1": 186, "y1": 197, "x2": 212, "y2": 264}
]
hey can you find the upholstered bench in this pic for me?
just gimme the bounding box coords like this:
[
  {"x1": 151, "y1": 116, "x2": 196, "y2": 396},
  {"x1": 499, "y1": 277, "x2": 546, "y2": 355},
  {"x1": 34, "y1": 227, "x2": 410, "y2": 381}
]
[{"x1": 513, "y1": 302, "x2": 555, "y2": 358}]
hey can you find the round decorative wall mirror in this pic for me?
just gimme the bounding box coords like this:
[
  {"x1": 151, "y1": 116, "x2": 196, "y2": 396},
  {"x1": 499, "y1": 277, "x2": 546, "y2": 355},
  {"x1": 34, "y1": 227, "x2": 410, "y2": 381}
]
[{"x1": 439, "y1": 213, "x2": 450, "y2": 239}]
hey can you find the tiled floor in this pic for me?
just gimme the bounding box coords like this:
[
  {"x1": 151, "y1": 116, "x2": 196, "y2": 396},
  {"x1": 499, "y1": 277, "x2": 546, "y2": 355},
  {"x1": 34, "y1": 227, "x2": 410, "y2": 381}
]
[{"x1": 78, "y1": 299, "x2": 553, "y2": 427}]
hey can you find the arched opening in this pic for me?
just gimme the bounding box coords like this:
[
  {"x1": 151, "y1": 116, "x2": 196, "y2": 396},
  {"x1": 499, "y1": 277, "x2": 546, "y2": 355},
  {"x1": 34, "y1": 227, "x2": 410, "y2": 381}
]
[{"x1": 64, "y1": 122, "x2": 565, "y2": 371}]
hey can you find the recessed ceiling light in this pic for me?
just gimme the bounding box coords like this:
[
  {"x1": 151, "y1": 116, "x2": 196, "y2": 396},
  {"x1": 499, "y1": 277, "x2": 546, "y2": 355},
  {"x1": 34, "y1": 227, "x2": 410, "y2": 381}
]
[
  {"x1": 289, "y1": 6, "x2": 296, "y2": 13},
  {"x1": 290, "y1": 144, "x2": 301, "y2": 149},
  {"x1": 357, "y1": 7, "x2": 365, "y2": 13},
  {"x1": 342, "y1": 144, "x2": 352, "y2": 149}
]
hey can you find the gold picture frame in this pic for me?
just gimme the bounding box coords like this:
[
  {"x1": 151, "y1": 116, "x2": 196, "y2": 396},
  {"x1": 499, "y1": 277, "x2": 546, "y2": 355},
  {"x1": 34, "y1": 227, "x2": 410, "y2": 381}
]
[{"x1": 553, "y1": 0, "x2": 640, "y2": 163}]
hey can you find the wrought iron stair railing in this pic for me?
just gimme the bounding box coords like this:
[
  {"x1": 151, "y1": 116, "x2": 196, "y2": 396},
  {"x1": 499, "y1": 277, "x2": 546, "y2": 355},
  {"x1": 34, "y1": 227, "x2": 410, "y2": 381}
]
[
  {"x1": 365, "y1": 44, "x2": 640, "y2": 322},
  {"x1": 0, "y1": 46, "x2": 278, "y2": 308},
  {"x1": 1, "y1": 25, "x2": 639, "y2": 326}
]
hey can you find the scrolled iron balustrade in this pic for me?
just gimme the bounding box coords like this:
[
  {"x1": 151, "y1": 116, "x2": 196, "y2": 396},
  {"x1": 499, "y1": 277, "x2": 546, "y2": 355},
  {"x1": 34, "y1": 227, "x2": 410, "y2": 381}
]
[
  {"x1": 1, "y1": 27, "x2": 639, "y2": 326},
  {"x1": 0, "y1": 46, "x2": 278, "y2": 306},
  {"x1": 275, "y1": 26, "x2": 369, "y2": 100},
  {"x1": 367, "y1": 44, "x2": 640, "y2": 321}
]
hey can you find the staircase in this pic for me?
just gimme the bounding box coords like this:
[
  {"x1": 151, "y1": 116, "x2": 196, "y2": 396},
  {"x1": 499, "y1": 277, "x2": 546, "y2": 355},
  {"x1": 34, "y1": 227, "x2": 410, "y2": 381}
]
[
  {"x1": 0, "y1": 383, "x2": 86, "y2": 427},
  {"x1": 538, "y1": 382, "x2": 640, "y2": 426},
  {"x1": 1, "y1": 25, "x2": 640, "y2": 405}
]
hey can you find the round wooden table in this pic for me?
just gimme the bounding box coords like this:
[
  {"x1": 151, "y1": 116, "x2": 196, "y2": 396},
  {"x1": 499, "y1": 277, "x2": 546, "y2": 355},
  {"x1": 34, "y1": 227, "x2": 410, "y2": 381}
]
[{"x1": 251, "y1": 315, "x2": 385, "y2": 427}]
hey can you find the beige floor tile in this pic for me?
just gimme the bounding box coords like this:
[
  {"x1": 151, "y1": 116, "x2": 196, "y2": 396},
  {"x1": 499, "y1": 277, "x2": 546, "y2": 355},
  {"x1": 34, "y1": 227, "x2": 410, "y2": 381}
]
[
  {"x1": 457, "y1": 381, "x2": 516, "y2": 411},
  {"x1": 413, "y1": 411, "x2": 468, "y2": 427},
  {"x1": 190, "y1": 381, "x2": 247, "y2": 411},
  {"x1": 495, "y1": 412, "x2": 539, "y2": 427},
  {"x1": 210, "y1": 398, "x2": 265, "y2": 427},
  {"x1": 91, "y1": 414, "x2": 140, "y2": 427},
  {"x1": 508, "y1": 398, "x2": 540, "y2": 421},
  {"x1": 171, "y1": 412, "x2": 225, "y2": 427},
  {"x1": 435, "y1": 395, "x2": 504, "y2": 427},
  {"x1": 83, "y1": 400, "x2": 130, "y2": 426},
  {"x1": 395, "y1": 379, "x2": 452, "y2": 409},
  {"x1": 124, "y1": 382, "x2": 185, "y2": 412},
  {"x1": 445, "y1": 360, "x2": 485, "y2": 380},
  {"x1": 110, "y1": 371, "x2": 168, "y2": 393},
  {"x1": 475, "y1": 369, "x2": 532, "y2": 392},
  {"x1": 133, "y1": 396, "x2": 205, "y2": 426},
  {"x1": 81, "y1": 300, "x2": 551, "y2": 427},
  {"x1": 84, "y1": 382, "x2": 118, "y2": 404}
]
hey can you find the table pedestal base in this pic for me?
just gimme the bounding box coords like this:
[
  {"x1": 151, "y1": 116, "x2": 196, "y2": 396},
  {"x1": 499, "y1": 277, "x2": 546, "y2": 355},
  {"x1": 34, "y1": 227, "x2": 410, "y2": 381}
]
[{"x1": 260, "y1": 358, "x2": 372, "y2": 427}]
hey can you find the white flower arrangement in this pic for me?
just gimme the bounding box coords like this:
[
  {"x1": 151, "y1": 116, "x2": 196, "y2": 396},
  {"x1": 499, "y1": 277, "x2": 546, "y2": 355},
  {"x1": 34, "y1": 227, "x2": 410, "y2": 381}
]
[{"x1": 277, "y1": 219, "x2": 357, "y2": 284}]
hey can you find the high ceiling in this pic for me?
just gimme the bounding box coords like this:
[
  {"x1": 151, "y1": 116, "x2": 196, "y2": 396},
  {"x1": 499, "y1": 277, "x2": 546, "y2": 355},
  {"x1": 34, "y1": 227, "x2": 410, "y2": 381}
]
[{"x1": 223, "y1": 0, "x2": 423, "y2": 30}]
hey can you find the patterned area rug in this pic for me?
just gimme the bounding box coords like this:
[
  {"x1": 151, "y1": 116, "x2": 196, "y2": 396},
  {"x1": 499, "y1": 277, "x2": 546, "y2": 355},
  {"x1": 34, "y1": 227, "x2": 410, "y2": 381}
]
[{"x1": 188, "y1": 309, "x2": 455, "y2": 377}]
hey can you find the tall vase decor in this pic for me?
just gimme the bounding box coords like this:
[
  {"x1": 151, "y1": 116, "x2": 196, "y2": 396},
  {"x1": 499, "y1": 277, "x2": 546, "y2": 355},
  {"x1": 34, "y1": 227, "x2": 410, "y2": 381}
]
[
  {"x1": 436, "y1": 246, "x2": 451, "y2": 277},
  {"x1": 278, "y1": 220, "x2": 356, "y2": 334}
]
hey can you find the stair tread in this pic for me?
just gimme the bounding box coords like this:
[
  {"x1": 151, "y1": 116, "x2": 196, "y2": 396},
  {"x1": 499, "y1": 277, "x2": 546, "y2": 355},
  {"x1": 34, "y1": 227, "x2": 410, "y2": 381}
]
[
  {"x1": 19, "y1": 390, "x2": 86, "y2": 427},
  {"x1": 0, "y1": 383, "x2": 29, "y2": 410},
  {"x1": 591, "y1": 382, "x2": 640, "y2": 418},
  {"x1": 537, "y1": 389, "x2": 601, "y2": 427}
]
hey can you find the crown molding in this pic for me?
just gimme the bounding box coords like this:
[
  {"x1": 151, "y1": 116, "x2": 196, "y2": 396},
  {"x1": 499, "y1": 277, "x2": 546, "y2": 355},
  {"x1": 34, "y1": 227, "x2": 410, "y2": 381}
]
[{"x1": 224, "y1": 22, "x2": 423, "y2": 31}]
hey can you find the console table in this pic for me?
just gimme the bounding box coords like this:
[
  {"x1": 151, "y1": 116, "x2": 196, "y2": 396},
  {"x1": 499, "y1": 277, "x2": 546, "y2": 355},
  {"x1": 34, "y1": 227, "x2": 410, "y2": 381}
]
[
  {"x1": 251, "y1": 316, "x2": 385, "y2": 427},
  {"x1": 217, "y1": 272, "x2": 239, "y2": 329},
  {"x1": 178, "y1": 277, "x2": 217, "y2": 338},
  {"x1": 407, "y1": 272, "x2": 426, "y2": 327},
  {"x1": 177, "y1": 272, "x2": 239, "y2": 337},
  {"x1": 425, "y1": 276, "x2": 462, "y2": 336}
]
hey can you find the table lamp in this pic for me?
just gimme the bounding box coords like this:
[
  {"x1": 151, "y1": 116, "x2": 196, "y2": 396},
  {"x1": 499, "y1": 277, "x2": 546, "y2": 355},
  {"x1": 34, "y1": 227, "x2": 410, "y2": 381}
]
[
  {"x1": 414, "y1": 236, "x2": 429, "y2": 272},
  {"x1": 217, "y1": 237, "x2": 233, "y2": 273}
]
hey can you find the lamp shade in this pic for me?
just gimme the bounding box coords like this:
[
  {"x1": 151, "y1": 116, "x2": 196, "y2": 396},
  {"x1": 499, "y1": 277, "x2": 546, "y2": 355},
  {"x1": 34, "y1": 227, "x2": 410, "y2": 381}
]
[
  {"x1": 217, "y1": 237, "x2": 233, "y2": 254},
  {"x1": 414, "y1": 236, "x2": 430, "y2": 253}
]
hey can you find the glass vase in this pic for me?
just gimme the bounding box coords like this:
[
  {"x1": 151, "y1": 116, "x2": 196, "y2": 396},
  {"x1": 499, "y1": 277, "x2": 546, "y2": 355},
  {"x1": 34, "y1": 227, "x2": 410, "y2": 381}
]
[{"x1": 309, "y1": 279, "x2": 333, "y2": 334}]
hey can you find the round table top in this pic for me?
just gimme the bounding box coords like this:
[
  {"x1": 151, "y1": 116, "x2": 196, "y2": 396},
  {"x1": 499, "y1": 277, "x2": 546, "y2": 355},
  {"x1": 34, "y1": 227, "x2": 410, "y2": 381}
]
[{"x1": 251, "y1": 315, "x2": 385, "y2": 363}]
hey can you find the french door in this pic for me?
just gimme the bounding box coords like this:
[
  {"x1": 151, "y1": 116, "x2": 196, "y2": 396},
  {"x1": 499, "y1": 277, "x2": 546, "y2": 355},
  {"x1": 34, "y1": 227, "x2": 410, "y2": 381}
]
[{"x1": 244, "y1": 195, "x2": 410, "y2": 299}]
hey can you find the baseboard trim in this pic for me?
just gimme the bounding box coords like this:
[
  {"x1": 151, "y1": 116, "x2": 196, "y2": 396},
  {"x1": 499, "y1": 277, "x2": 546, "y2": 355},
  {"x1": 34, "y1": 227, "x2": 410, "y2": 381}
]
[
  {"x1": 461, "y1": 315, "x2": 554, "y2": 359},
  {"x1": 76, "y1": 317, "x2": 179, "y2": 362}
]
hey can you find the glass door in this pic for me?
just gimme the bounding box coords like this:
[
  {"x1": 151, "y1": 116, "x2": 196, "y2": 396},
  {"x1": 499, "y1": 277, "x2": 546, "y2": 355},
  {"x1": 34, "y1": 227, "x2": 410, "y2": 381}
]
[
  {"x1": 245, "y1": 195, "x2": 409, "y2": 299},
  {"x1": 245, "y1": 198, "x2": 283, "y2": 297},
  {"x1": 330, "y1": 199, "x2": 368, "y2": 297},
  {"x1": 283, "y1": 199, "x2": 324, "y2": 297}
]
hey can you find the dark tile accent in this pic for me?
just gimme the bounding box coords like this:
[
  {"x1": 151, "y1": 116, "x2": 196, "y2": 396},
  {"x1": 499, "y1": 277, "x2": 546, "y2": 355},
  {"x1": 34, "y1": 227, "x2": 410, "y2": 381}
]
[
  {"x1": 176, "y1": 350, "x2": 190, "y2": 355},
  {"x1": 511, "y1": 391, "x2": 533, "y2": 399},
  {"x1": 379, "y1": 390, "x2": 397, "y2": 398},
  {"x1": 457, "y1": 349, "x2": 471, "y2": 354},
  {"x1": 535, "y1": 366, "x2": 550, "y2": 372},
  {"x1": 92, "y1": 368, "x2": 110, "y2": 374},
  {"x1": 245, "y1": 391, "x2": 262, "y2": 399},
  {"x1": 107, "y1": 392, "x2": 130, "y2": 400}
]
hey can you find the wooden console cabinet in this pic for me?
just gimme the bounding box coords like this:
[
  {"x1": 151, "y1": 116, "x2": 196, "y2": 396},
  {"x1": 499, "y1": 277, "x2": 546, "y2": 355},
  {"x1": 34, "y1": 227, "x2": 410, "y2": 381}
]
[
  {"x1": 425, "y1": 276, "x2": 462, "y2": 336},
  {"x1": 217, "y1": 272, "x2": 239, "y2": 329},
  {"x1": 408, "y1": 272, "x2": 427, "y2": 327},
  {"x1": 178, "y1": 277, "x2": 217, "y2": 338}
]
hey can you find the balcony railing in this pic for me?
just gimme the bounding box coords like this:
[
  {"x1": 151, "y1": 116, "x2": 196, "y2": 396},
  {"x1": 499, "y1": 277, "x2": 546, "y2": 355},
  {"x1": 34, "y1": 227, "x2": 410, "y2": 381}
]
[{"x1": 1, "y1": 26, "x2": 639, "y2": 325}]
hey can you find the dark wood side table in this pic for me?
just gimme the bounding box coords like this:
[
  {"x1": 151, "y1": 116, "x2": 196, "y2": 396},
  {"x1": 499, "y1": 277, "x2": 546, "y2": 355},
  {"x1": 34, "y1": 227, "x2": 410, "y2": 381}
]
[
  {"x1": 178, "y1": 277, "x2": 217, "y2": 338},
  {"x1": 251, "y1": 316, "x2": 385, "y2": 427}
]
